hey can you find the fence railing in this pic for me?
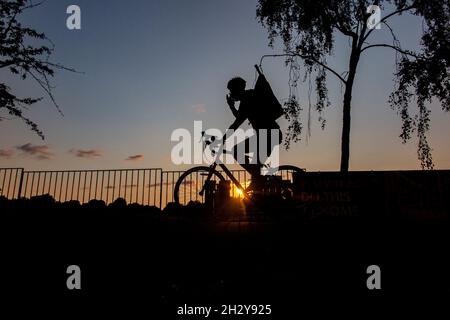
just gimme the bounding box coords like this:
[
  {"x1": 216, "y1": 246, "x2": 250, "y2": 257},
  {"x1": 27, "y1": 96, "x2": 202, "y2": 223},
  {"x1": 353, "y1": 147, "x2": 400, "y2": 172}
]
[
  {"x1": 0, "y1": 168, "x2": 24, "y2": 200},
  {"x1": 19, "y1": 168, "x2": 163, "y2": 207},
  {"x1": 0, "y1": 167, "x2": 298, "y2": 209}
]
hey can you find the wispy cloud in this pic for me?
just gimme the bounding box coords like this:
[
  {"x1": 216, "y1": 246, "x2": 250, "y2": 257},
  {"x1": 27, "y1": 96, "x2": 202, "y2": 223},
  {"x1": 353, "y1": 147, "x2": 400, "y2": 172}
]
[
  {"x1": 192, "y1": 104, "x2": 206, "y2": 114},
  {"x1": 69, "y1": 148, "x2": 102, "y2": 159},
  {"x1": 125, "y1": 154, "x2": 144, "y2": 161},
  {"x1": 16, "y1": 143, "x2": 53, "y2": 160},
  {"x1": 0, "y1": 149, "x2": 14, "y2": 159}
]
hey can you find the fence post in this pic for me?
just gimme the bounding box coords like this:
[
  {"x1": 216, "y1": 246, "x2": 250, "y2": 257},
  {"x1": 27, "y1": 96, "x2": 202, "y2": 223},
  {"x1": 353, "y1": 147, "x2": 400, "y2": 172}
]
[{"x1": 159, "y1": 170, "x2": 163, "y2": 209}]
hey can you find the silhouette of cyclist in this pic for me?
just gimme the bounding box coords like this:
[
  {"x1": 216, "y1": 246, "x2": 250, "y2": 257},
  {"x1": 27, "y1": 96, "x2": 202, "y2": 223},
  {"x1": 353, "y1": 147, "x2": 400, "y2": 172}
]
[{"x1": 226, "y1": 76, "x2": 282, "y2": 191}]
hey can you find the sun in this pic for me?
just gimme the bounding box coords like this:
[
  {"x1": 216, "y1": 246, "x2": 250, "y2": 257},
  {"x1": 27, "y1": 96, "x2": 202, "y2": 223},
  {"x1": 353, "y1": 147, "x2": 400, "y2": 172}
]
[{"x1": 232, "y1": 181, "x2": 249, "y2": 198}]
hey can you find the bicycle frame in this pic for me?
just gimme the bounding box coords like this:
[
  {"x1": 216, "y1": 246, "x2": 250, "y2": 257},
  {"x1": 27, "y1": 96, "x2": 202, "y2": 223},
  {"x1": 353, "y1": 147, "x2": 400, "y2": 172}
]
[
  {"x1": 199, "y1": 162, "x2": 248, "y2": 198},
  {"x1": 199, "y1": 133, "x2": 249, "y2": 198},
  {"x1": 192, "y1": 133, "x2": 303, "y2": 204}
]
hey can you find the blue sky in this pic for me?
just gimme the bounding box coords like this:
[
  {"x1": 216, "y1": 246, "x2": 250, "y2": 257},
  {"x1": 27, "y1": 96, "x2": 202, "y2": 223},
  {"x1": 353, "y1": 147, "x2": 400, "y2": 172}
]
[{"x1": 0, "y1": 0, "x2": 449, "y2": 171}]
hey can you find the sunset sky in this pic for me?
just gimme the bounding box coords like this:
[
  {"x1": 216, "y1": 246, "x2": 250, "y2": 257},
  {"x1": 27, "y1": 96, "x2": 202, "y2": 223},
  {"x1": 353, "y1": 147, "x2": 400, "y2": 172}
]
[{"x1": 1, "y1": 0, "x2": 449, "y2": 172}]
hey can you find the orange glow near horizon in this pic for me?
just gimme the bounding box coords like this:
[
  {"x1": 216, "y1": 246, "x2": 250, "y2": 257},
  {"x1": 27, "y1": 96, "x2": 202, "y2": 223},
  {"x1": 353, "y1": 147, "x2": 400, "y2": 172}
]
[{"x1": 232, "y1": 181, "x2": 250, "y2": 198}]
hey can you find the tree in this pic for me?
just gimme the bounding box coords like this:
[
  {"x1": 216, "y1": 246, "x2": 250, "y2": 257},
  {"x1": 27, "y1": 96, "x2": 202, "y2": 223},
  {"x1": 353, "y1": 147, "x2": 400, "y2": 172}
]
[
  {"x1": 0, "y1": 0, "x2": 76, "y2": 139},
  {"x1": 256, "y1": 0, "x2": 450, "y2": 171}
]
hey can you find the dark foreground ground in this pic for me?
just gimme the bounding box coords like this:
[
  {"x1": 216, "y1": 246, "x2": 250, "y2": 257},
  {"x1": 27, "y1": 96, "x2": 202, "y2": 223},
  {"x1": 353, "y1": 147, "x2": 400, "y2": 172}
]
[{"x1": 1, "y1": 196, "x2": 449, "y2": 317}]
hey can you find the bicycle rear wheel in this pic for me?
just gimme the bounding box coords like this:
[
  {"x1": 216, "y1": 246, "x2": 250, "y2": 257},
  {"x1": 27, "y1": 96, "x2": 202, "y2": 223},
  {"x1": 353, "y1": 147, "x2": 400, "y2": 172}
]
[
  {"x1": 274, "y1": 165, "x2": 305, "y2": 181},
  {"x1": 261, "y1": 165, "x2": 305, "y2": 200},
  {"x1": 174, "y1": 166, "x2": 225, "y2": 205}
]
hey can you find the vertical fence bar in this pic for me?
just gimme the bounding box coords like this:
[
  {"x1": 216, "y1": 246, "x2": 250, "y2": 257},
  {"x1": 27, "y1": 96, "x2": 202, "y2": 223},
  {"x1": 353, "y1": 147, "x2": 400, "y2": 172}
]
[
  {"x1": 23, "y1": 172, "x2": 28, "y2": 198},
  {"x1": 106, "y1": 170, "x2": 110, "y2": 204},
  {"x1": 155, "y1": 170, "x2": 159, "y2": 207},
  {"x1": 195, "y1": 171, "x2": 199, "y2": 202},
  {"x1": 47, "y1": 172, "x2": 52, "y2": 195},
  {"x1": 111, "y1": 170, "x2": 114, "y2": 203},
  {"x1": 88, "y1": 171, "x2": 93, "y2": 203},
  {"x1": 147, "y1": 169, "x2": 152, "y2": 205},
  {"x1": 59, "y1": 172, "x2": 64, "y2": 202},
  {"x1": 54, "y1": 172, "x2": 58, "y2": 201},
  {"x1": 135, "y1": 170, "x2": 138, "y2": 204},
  {"x1": 77, "y1": 171, "x2": 81, "y2": 201},
  {"x1": 70, "y1": 171, "x2": 75, "y2": 201},
  {"x1": 1, "y1": 170, "x2": 6, "y2": 197},
  {"x1": 6, "y1": 170, "x2": 13, "y2": 198},
  {"x1": 94, "y1": 171, "x2": 99, "y2": 200},
  {"x1": 42, "y1": 172, "x2": 47, "y2": 195},
  {"x1": 100, "y1": 171, "x2": 104, "y2": 202},
  {"x1": 118, "y1": 170, "x2": 122, "y2": 199},
  {"x1": 130, "y1": 170, "x2": 134, "y2": 203},
  {"x1": 11, "y1": 169, "x2": 19, "y2": 199},
  {"x1": 64, "y1": 172, "x2": 70, "y2": 201},
  {"x1": 82, "y1": 172, "x2": 87, "y2": 204},
  {"x1": 124, "y1": 170, "x2": 128, "y2": 203},
  {"x1": 35, "y1": 172, "x2": 41, "y2": 198},
  {"x1": 30, "y1": 172, "x2": 36, "y2": 198},
  {"x1": 165, "y1": 173, "x2": 168, "y2": 207},
  {"x1": 136, "y1": 170, "x2": 139, "y2": 203},
  {"x1": 17, "y1": 169, "x2": 24, "y2": 199},
  {"x1": 160, "y1": 171, "x2": 164, "y2": 209},
  {"x1": 142, "y1": 170, "x2": 145, "y2": 204}
]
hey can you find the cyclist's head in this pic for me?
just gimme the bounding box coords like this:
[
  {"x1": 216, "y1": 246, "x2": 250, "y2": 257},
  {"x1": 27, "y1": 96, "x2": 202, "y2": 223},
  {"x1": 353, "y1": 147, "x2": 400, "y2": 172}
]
[{"x1": 227, "y1": 77, "x2": 246, "y2": 101}]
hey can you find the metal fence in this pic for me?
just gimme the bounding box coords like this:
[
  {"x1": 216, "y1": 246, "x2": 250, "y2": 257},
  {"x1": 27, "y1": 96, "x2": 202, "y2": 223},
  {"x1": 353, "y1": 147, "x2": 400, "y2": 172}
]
[
  {"x1": 22, "y1": 168, "x2": 163, "y2": 207},
  {"x1": 17, "y1": 168, "x2": 162, "y2": 207},
  {"x1": 0, "y1": 167, "x2": 299, "y2": 209},
  {"x1": 0, "y1": 168, "x2": 24, "y2": 199}
]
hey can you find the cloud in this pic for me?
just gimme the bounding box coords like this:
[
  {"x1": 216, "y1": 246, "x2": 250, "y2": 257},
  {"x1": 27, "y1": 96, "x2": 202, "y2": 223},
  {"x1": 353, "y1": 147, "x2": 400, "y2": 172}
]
[
  {"x1": 16, "y1": 143, "x2": 53, "y2": 160},
  {"x1": 192, "y1": 104, "x2": 206, "y2": 114},
  {"x1": 69, "y1": 148, "x2": 102, "y2": 159},
  {"x1": 0, "y1": 149, "x2": 14, "y2": 159},
  {"x1": 125, "y1": 154, "x2": 144, "y2": 161}
]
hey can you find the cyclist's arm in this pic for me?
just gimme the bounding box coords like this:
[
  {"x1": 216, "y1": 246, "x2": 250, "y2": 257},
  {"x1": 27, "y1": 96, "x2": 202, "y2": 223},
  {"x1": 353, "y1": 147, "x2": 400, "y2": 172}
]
[
  {"x1": 229, "y1": 106, "x2": 239, "y2": 118},
  {"x1": 222, "y1": 116, "x2": 246, "y2": 143},
  {"x1": 224, "y1": 96, "x2": 249, "y2": 140},
  {"x1": 227, "y1": 95, "x2": 240, "y2": 118},
  {"x1": 229, "y1": 99, "x2": 248, "y2": 131}
]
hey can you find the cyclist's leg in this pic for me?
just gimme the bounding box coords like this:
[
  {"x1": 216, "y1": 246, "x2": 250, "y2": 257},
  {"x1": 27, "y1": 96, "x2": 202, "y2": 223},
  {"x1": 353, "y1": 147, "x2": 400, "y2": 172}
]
[
  {"x1": 268, "y1": 128, "x2": 282, "y2": 162},
  {"x1": 232, "y1": 136, "x2": 262, "y2": 186},
  {"x1": 257, "y1": 128, "x2": 282, "y2": 170}
]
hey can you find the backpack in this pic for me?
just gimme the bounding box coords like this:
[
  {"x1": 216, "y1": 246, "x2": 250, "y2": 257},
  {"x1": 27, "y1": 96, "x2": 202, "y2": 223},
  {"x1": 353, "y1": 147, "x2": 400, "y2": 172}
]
[{"x1": 254, "y1": 65, "x2": 284, "y2": 121}]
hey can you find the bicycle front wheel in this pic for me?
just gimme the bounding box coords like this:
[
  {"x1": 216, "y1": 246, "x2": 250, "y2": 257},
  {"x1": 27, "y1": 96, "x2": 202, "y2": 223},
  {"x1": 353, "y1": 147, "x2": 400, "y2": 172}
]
[{"x1": 173, "y1": 166, "x2": 225, "y2": 206}]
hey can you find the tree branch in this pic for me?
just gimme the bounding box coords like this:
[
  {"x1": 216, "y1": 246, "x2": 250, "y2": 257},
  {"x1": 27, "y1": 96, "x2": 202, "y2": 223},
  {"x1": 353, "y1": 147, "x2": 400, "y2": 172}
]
[
  {"x1": 360, "y1": 44, "x2": 420, "y2": 58},
  {"x1": 26, "y1": 70, "x2": 64, "y2": 116},
  {"x1": 335, "y1": 23, "x2": 358, "y2": 38},
  {"x1": 260, "y1": 54, "x2": 347, "y2": 84},
  {"x1": 363, "y1": 5, "x2": 416, "y2": 42},
  {"x1": 0, "y1": 60, "x2": 20, "y2": 69},
  {"x1": 326, "y1": 5, "x2": 358, "y2": 39}
]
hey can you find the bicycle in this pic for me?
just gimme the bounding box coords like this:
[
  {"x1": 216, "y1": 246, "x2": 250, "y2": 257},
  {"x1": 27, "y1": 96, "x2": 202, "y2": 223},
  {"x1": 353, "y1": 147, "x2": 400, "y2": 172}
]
[{"x1": 173, "y1": 131, "x2": 304, "y2": 206}]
